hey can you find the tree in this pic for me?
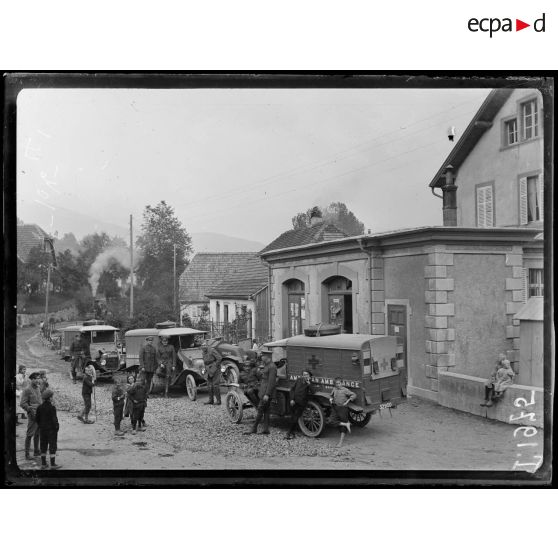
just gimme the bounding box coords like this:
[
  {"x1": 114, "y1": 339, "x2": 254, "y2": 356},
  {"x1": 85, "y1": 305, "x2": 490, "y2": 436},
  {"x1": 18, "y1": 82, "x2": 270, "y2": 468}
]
[
  {"x1": 52, "y1": 249, "x2": 88, "y2": 296},
  {"x1": 77, "y1": 232, "x2": 112, "y2": 271},
  {"x1": 136, "y1": 201, "x2": 192, "y2": 305},
  {"x1": 291, "y1": 202, "x2": 365, "y2": 235},
  {"x1": 18, "y1": 246, "x2": 51, "y2": 296}
]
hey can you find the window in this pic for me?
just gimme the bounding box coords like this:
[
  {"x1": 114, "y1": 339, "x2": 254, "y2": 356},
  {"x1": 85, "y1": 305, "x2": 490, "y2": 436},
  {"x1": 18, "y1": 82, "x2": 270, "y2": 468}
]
[
  {"x1": 476, "y1": 184, "x2": 494, "y2": 227},
  {"x1": 528, "y1": 269, "x2": 543, "y2": 297},
  {"x1": 504, "y1": 118, "x2": 518, "y2": 146},
  {"x1": 519, "y1": 174, "x2": 543, "y2": 224},
  {"x1": 521, "y1": 99, "x2": 539, "y2": 140}
]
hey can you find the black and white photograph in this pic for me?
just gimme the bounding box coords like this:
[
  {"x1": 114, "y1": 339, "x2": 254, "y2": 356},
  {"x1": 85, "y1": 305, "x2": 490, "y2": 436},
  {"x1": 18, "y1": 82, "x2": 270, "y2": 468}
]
[{"x1": 4, "y1": 74, "x2": 553, "y2": 485}]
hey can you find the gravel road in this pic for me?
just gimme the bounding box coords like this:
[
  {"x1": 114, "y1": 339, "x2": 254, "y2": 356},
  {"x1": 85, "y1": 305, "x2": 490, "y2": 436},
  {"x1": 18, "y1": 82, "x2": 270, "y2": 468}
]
[{"x1": 13, "y1": 325, "x2": 543, "y2": 472}]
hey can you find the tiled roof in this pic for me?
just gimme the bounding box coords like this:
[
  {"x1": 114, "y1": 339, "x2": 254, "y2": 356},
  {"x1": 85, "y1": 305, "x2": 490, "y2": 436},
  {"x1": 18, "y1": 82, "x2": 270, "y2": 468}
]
[
  {"x1": 179, "y1": 252, "x2": 268, "y2": 303},
  {"x1": 17, "y1": 224, "x2": 49, "y2": 263},
  {"x1": 260, "y1": 222, "x2": 348, "y2": 254}
]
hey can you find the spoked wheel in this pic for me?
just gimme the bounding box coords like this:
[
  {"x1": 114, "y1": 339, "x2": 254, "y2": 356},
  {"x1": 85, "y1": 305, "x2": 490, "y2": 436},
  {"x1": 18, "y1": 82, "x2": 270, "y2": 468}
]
[
  {"x1": 221, "y1": 361, "x2": 239, "y2": 384},
  {"x1": 225, "y1": 391, "x2": 244, "y2": 424},
  {"x1": 186, "y1": 374, "x2": 197, "y2": 401},
  {"x1": 348, "y1": 409, "x2": 372, "y2": 427},
  {"x1": 298, "y1": 400, "x2": 325, "y2": 438}
]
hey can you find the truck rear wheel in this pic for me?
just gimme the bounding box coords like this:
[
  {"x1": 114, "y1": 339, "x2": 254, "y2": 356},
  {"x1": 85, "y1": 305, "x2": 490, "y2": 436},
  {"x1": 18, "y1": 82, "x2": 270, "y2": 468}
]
[
  {"x1": 221, "y1": 361, "x2": 239, "y2": 384},
  {"x1": 298, "y1": 401, "x2": 325, "y2": 437},
  {"x1": 225, "y1": 391, "x2": 244, "y2": 424}
]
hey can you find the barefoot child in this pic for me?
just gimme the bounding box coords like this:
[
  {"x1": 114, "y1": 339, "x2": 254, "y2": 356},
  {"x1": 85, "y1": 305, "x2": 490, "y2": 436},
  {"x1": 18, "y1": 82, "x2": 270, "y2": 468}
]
[{"x1": 329, "y1": 378, "x2": 356, "y2": 448}]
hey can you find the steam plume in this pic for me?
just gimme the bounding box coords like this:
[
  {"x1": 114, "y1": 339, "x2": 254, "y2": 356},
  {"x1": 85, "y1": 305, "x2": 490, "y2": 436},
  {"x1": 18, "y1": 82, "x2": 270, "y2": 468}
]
[{"x1": 89, "y1": 246, "x2": 137, "y2": 296}]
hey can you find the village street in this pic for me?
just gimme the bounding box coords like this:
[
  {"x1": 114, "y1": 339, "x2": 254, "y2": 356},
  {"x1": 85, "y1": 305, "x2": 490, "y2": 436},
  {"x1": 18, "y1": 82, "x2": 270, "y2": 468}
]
[{"x1": 13, "y1": 325, "x2": 542, "y2": 473}]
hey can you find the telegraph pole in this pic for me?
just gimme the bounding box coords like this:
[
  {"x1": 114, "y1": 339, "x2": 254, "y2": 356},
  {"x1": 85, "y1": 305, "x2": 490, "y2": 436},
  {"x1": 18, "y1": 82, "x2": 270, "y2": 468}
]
[
  {"x1": 130, "y1": 214, "x2": 134, "y2": 318},
  {"x1": 44, "y1": 263, "x2": 51, "y2": 327},
  {"x1": 173, "y1": 243, "x2": 177, "y2": 323}
]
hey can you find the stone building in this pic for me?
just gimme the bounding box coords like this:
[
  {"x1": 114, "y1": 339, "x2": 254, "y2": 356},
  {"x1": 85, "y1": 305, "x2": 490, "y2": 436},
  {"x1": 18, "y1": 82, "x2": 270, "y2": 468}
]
[{"x1": 259, "y1": 88, "x2": 546, "y2": 426}]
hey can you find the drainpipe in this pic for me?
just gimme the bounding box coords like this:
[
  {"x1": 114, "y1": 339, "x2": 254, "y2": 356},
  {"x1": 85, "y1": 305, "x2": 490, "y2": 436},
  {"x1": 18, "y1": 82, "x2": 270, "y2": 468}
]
[
  {"x1": 357, "y1": 238, "x2": 372, "y2": 335},
  {"x1": 442, "y1": 165, "x2": 458, "y2": 226}
]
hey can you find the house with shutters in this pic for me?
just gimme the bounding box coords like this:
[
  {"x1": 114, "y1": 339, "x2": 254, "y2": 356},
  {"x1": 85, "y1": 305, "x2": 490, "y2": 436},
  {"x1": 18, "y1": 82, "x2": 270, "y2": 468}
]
[
  {"x1": 178, "y1": 252, "x2": 270, "y2": 341},
  {"x1": 259, "y1": 88, "x2": 546, "y2": 426}
]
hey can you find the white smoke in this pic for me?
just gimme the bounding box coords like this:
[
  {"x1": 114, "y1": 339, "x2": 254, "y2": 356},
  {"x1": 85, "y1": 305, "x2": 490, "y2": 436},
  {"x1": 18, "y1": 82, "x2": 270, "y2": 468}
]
[{"x1": 89, "y1": 245, "x2": 137, "y2": 296}]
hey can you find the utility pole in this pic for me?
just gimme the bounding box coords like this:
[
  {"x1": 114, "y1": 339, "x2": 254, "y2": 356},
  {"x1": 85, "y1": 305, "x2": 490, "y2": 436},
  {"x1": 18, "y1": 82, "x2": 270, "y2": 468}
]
[
  {"x1": 173, "y1": 243, "x2": 177, "y2": 323},
  {"x1": 130, "y1": 214, "x2": 134, "y2": 318},
  {"x1": 43, "y1": 237, "x2": 56, "y2": 331},
  {"x1": 44, "y1": 263, "x2": 51, "y2": 327}
]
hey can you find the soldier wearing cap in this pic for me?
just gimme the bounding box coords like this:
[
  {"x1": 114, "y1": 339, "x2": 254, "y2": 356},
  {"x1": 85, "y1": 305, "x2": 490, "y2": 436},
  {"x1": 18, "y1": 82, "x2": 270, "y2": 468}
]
[
  {"x1": 69, "y1": 333, "x2": 88, "y2": 384},
  {"x1": 139, "y1": 335, "x2": 157, "y2": 394},
  {"x1": 157, "y1": 335, "x2": 176, "y2": 398},
  {"x1": 20, "y1": 372, "x2": 42, "y2": 460},
  {"x1": 35, "y1": 389, "x2": 61, "y2": 469},
  {"x1": 239, "y1": 350, "x2": 261, "y2": 407},
  {"x1": 202, "y1": 342, "x2": 223, "y2": 405},
  {"x1": 244, "y1": 347, "x2": 277, "y2": 435},
  {"x1": 77, "y1": 364, "x2": 96, "y2": 424}
]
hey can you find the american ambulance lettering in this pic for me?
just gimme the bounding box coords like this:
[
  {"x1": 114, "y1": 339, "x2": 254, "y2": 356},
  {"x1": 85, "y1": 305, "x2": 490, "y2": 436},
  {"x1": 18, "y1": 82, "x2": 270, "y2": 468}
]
[{"x1": 288, "y1": 374, "x2": 360, "y2": 389}]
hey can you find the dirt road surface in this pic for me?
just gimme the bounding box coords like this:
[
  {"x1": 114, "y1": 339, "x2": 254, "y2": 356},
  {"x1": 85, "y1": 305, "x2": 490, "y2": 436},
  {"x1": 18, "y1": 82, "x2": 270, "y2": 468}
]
[{"x1": 12, "y1": 325, "x2": 544, "y2": 473}]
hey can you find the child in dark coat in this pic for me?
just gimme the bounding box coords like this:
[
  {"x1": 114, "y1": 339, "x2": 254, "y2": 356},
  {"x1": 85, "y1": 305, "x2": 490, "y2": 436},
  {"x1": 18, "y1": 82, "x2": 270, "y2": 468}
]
[{"x1": 35, "y1": 389, "x2": 61, "y2": 469}]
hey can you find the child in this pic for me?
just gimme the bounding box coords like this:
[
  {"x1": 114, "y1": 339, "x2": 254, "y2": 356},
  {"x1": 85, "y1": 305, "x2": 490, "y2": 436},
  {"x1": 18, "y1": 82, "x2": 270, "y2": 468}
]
[
  {"x1": 112, "y1": 378, "x2": 126, "y2": 436},
  {"x1": 124, "y1": 374, "x2": 135, "y2": 423},
  {"x1": 481, "y1": 359, "x2": 515, "y2": 407},
  {"x1": 329, "y1": 378, "x2": 356, "y2": 448},
  {"x1": 77, "y1": 364, "x2": 96, "y2": 424},
  {"x1": 127, "y1": 377, "x2": 148, "y2": 435},
  {"x1": 16, "y1": 365, "x2": 28, "y2": 423},
  {"x1": 35, "y1": 389, "x2": 61, "y2": 470}
]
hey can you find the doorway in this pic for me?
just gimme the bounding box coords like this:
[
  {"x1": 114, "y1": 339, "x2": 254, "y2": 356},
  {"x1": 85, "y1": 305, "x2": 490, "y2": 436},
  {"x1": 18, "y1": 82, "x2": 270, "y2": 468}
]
[
  {"x1": 284, "y1": 279, "x2": 305, "y2": 337},
  {"x1": 324, "y1": 276, "x2": 353, "y2": 333},
  {"x1": 387, "y1": 303, "x2": 408, "y2": 390}
]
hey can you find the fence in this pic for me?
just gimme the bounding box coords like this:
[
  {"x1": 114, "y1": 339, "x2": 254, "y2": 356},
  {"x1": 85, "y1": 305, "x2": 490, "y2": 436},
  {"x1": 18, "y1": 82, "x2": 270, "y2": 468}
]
[{"x1": 186, "y1": 315, "x2": 252, "y2": 345}]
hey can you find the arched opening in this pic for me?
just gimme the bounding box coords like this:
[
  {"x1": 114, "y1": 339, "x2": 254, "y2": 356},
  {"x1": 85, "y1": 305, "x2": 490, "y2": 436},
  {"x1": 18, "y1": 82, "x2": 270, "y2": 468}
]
[
  {"x1": 284, "y1": 279, "x2": 305, "y2": 337},
  {"x1": 323, "y1": 275, "x2": 353, "y2": 333}
]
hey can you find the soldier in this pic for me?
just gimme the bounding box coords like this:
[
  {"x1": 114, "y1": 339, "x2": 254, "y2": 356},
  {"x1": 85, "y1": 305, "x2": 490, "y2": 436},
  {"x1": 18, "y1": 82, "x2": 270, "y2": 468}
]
[
  {"x1": 139, "y1": 336, "x2": 157, "y2": 394},
  {"x1": 38, "y1": 370, "x2": 49, "y2": 393},
  {"x1": 244, "y1": 347, "x2": 277, "y2": 435},
  {"x1": 285, "y1": 370, "x2": 314, "y2": 440},
  {"x1": 157, "y1": 335, "x2": 176, "y2": 398},
  {"x1": 239, "y1": 350, "x2": 261, "y2": 407},
  {"x1": 20, "y1": 372, "x2": 42, "y2": 460},
  {"x1": 202, "y1": 342, "x2": 223, "y2": 405},
  {"x1": 69, "y1": 333, "x2": 87, "y2": 384}
]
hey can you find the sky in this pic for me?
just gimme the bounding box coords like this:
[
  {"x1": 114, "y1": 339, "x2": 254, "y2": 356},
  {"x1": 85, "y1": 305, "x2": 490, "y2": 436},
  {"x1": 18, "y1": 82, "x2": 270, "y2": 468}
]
[{"x1": 17, "y1": 86, "x2": 490, "y2": 245}]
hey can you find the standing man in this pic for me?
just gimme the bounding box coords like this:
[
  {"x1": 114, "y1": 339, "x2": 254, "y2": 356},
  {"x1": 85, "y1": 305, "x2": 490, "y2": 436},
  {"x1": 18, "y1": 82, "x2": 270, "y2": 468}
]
[
  {"x1": 20, "y1": 372, "x2": 42, "y2": 460},
  {"x1": 139, "y1": 336, "x2": 157, "y2": 394},
  {"x1": 157, "y1": 335, "x2": 176, "y2": 398},
  {"x1": 111, "y1": 378, "x2": 126, "y2": 436},
  {"x1": 128, "y1": 377, "x2": 148, "y2": 434},
  {"x1": 69, "y1": 333, "x2": 87, "y2": 384},
  {"x1": 244, "y1": 348, "x2": 277, "y2": 435},
  {"x1": 77, "y1": 364, "x2": 95, "y2": 424},
  {"x1": 285, "y1": 370, "x2": 314, "y2": 439},
  {"x1": 202, "y1": 342, "x2": 223, "y2": 405}
]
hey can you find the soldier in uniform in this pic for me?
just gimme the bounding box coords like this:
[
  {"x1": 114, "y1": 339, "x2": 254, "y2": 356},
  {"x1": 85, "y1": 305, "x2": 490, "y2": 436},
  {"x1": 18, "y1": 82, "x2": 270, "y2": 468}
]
[
  {"x1": 139, "y1": 336, "x2": 157, "y2": 394},
  {"x1": 285, "y1": 369, "x2": 314, "y2": 439},
  {"x1": 77, "y1": 364, "x2": 95, "y2": 424},
  {"x1": 239, "y1": 350, "x2": 261, "y2": 407},
  {"x1": 69, "y1": 333, "x2": 87, "y2": 384},
  {"x1": 202, "y1": 342, "x2": 223, "y2": 405},
  {"x1": 157, "y1": 335, "x2": 176, "y2": 398},
  {"x1": 20, "y1": 372, "x2": 43, "y2": 460},
  {"x1": 244, "y1": 347, "x2": 277, "y2": 435}
]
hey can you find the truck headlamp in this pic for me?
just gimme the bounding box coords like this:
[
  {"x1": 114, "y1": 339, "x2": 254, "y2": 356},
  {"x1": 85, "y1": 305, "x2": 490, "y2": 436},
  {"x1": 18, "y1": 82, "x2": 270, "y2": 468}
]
[{"x1": 100, "y1": 359, "x2": 106, "y2": 366}]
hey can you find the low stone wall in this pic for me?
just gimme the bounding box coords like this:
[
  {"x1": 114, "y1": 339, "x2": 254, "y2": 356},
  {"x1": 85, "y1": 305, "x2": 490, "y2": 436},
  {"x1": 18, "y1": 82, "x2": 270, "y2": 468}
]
[
  {"x1": 17, "y1": 306, "x2": 79, "y2": 328},
  {"x1": 438, "y1": 370, "x2": 543, "y2": 428}
]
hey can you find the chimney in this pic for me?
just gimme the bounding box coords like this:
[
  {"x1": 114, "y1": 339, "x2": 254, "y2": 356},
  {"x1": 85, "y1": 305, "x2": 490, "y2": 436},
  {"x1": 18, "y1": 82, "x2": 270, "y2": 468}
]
[
  {"x1": 442, "y1": 165, "x2": 458, "y2": 226},
  {"x1": 309, "y1": 207, "x2": 323, "y2": 227}
]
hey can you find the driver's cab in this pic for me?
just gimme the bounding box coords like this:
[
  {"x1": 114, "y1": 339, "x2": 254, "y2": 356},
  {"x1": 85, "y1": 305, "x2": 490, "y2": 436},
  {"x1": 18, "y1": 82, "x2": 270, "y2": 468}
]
[{"x1": 157, "y1": 328, "x2": 208, "y2": 372}]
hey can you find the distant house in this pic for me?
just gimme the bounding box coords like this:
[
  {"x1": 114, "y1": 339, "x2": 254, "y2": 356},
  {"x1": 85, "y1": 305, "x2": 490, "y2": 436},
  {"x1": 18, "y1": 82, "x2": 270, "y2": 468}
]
[
  {"x1": 179, "y1": 252, "x2": 270, "y2": 341},
  {"x1": 17, "y1": 223, "x2": 50, "y2": 264},
  {"x1": 205, "y1": 254, "x2": 269, "y2": 342}
]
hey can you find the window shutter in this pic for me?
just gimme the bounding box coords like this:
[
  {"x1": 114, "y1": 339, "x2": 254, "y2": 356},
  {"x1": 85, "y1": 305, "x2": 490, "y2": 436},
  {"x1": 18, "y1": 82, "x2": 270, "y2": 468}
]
[
  {"x1": 522, "y1": 268, "x2": 528, "y2": 301},
  {"x1": 539, "y1": 173, "x2": 544, "y2": 219},
  {"x1": 485, "y1": 187, "x2": 494, "y2": 227},
  {"x1": 519, "y1": 177, "x2": 528, "y2": 225},
  {"x1": 477, "y1": 188, "x2": 485, "y2": 227}
]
